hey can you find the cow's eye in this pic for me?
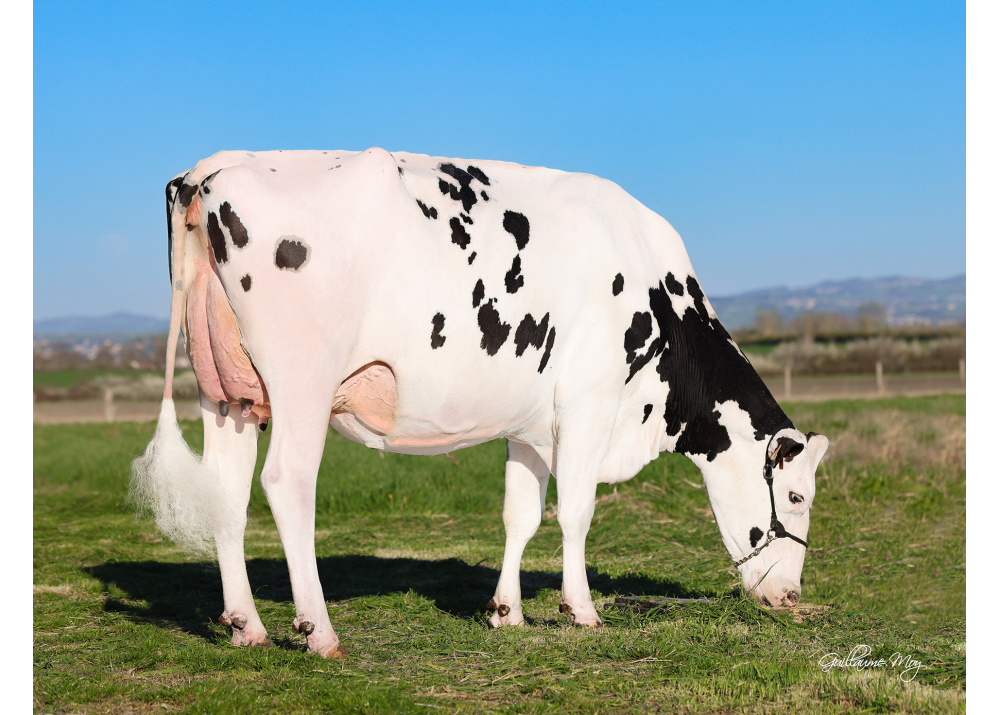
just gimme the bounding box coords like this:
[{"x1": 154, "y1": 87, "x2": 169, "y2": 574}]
[{"x1": 789, "y1": 491, "x2": 804, "y2": 505}]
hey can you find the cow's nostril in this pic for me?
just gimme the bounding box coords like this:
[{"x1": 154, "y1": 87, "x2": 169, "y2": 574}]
[
  {"x1": 785, "y1": 590, "x2": 800, "y2": 605},
  {"x1": 789, "y1": 491, "x2": 804, "y2": 505}
]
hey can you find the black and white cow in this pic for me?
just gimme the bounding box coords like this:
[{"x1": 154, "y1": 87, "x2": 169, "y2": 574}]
[{"x1": 131, "y1": 148, "x2": 828, "y2": 657}]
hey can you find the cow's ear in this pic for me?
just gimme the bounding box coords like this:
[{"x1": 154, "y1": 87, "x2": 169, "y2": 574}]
[
  {"x1": 771, "y1": 436, "x2": 805, "y2": 469},
  {"x1": 806, "y1": 433, "x2": 829, "y2": 471}
]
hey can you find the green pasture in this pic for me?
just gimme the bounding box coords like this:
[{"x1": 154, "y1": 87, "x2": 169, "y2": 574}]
[{"x1": 34, "y1": 396, "x2": 966, "y2": 713}]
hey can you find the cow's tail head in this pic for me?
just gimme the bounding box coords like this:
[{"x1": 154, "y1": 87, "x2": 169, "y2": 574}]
[
  {"x1": 162, "y1": 174, "x2": 191, "y2": 401},
  {"x1": 127, "y1": 175, "x2": 216, "y2": 555}
]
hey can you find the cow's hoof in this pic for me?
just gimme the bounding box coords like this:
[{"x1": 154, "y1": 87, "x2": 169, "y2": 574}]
[
  {"x1": 488, "y1": 608, "x2": 526, "y2": 628},
  {"x1": 318, "y1": 643, "x2": 348, "y2": 659},
  {"x1": 233, "y1": 632, "x2": 272, "y2": 647},
  {"x1": 560, "y1": 602, "x2": 602, "y2": 628}
]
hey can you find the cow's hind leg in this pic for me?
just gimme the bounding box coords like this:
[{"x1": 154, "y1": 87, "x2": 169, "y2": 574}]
[
  {"x1": 260, "y1": 399, "x2": 346, "y2": 658},
  {"x1": 489, "y1": 440, "x2": 550, "y2": 627},
  {"x1": 200, "y1": 397, "x2": 269, "y2": 646}
]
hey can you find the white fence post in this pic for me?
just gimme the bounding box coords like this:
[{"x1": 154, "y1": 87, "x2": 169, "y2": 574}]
[
  {"x1": 783, "y1": 365, "x2": 792, "y2": 400},
  {"x1": 103, "y1": 387, "x2": 117, "y2": 423},
  {"x1": 876, "y1": 361, "x2": 885, "y2": 397}
]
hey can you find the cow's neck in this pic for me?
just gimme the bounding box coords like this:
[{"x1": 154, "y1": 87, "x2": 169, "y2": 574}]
[{"x1": 644, "y1": 273, "x2": 789, "y2": 463}]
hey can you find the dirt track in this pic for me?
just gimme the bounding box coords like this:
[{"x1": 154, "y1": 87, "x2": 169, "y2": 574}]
[
  {"x1": 761, "y1": 373, "x2": 965, "y2": 403},
  {"x1": 33, "y1": 374, "x2": 964, "y2": 425},
  {"x1": 33, "y1": 400, "x2": 203, "y2": 425}
]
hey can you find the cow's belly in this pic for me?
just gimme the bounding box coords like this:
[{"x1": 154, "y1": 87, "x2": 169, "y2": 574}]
[{"x1": 326, "y1": 356, "x2": 550, "y2": 455}]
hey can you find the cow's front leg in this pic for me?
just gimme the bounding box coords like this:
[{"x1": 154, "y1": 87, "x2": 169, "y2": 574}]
[
  {"x1": 552, "y1": 396, "x2": 618, "y2": 628},
  {"x1": 201, "y1": 398, "x2": 269, "y2": 647},
  {"x1": 555, "y1": 472, "x2": 602, "y2": 627},
  {"x1": 260, "y1": 402, "x2": 346, "y2": 658},
  {"x1": 489, "y1": 440, "x2": 550, "y2": 627}
]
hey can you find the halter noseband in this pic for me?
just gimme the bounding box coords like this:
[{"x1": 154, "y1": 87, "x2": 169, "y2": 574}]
[{"x1": 732, "y1": 417, "x2": 808, "y2": 569}]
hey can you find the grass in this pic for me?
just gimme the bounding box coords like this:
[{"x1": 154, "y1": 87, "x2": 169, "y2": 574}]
[{"x1": 34, "y1": 395, "x2": 966, "y2": 713}]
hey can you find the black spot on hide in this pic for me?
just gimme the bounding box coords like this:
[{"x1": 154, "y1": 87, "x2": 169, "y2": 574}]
[
  {"x1": 177, "y1": 182, "x2": 199, "y2": 209},
  {"x1": 472, "y1": 279, "x2": 485, "y2": 308},
  {"x1": 240, "y1": 274, "x2": 252, "y2": 291},
  {"x1": 513, "y1": 313, "x2": 549, "y2": 357},
  {"x1": 274, "y1": 238, "x2": 309, "y2": 271},
  {"x1": 685, "y1": 277, "x2": 712, "y2": 322},
  {"x1": 468, "y1": 251, "x2": 477, "y2": 265},
  {"x1": 624, "y1": 274, "x2": 788, "y2": 461},
  {"x1": 398, "y1": 167, "x2": 403, "y2": 176},
  {"x1": 502, "y1": 211, "x2": 530, "y2": 250},
  {"x1": 466, "y1": 166, "x2": 491, "y2": 185},
  {"x1": 165, "y1": 177, "x2": 185, "y2": 282},
  {"x1": 207, "y1": 212, "x2": 228, "y2": 264},
  {"x1": 220, "y1": 201, "x2": 250, "y2": 248},
  {"x1": 460, "y1": 213, "x2": 473, "y2": 225},
  {"x1": 504, "y1": 255, "x2": 524, "y2": 293},
  {"x1": 450, "y1": 217, "x2": 471, "y2": 249},
  {"x1": 623, "y1": 312, "x2": 653, "y2": 365},
  {"x1": 166, "y1": 177, "x2": 184, "y2": 206},
  {"x1": 612, "y1": 273, "x2": 624, "y2": 296},
  {"x1": 481, "y1": 191, "x2": 490, "y2": 201},
  {"x1": 477, "y1": 300, "x2": 510, "y2": 356},
  {"x1": 538, "y1": 327, "x2": 556, "y2": 373},
  {"x1": 749, "y1": 526, "x2": 764, "y2": 548},
  {"x1": 437, "y1": 164, "x2": 478, "y2": 212},
  {"x1": 430, "y1": 313, "x2": 446, "y2": 349},
  {"x1": 270, "y1": 168, "x2": 277, "y2": 172},
  {"x1": 642, "y1": 404, "x2": 653, "y2": 423},
  {"x1": 416, "y1": 199, "x2": 438, "y2": 219},
  {"x1": 665, "y1": 272, "x2": 685, "y2": 296},
  {"x1": 199, "y1": 169, "x2": 222, "y2": 195}
]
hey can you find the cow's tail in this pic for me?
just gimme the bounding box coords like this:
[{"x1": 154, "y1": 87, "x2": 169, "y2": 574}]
[{"x1": 128, "y1": 179, "x2": 216, "y2": 555}]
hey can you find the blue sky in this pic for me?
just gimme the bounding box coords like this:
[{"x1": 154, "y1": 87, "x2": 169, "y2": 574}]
[{"x1": 33, "y1": 1, "x2": 965, "y2": 320}]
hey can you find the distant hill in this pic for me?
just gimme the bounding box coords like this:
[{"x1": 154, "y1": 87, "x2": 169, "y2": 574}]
[
  {"x1": 34, "y1": 312, "x2": 170, "y2": 339},
  {"x1": 709, "y1": 275, "x2": 965, "y2": 330}
]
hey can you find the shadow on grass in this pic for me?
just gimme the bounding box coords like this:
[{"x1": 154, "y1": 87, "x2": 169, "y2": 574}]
[{"x1": 87, "y1": 555, "x2": 704, "y2": 641}]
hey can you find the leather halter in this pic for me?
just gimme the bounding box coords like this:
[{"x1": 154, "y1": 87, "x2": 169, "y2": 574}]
[
  {"x1": 732, "y1": 417, "x2": 808, "y2": 569},
  {"x1": 762, "y1": 418, "x2": 808, "y2": 549}
]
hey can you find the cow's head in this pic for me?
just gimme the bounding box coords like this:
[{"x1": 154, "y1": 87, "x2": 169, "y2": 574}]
[{"x1": 699, "y1": 426, "x2": 829, "y2": 607}]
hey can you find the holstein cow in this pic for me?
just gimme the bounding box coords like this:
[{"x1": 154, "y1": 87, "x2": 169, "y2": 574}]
[{"x1": 131, "y1": 148, "x2": 829, "y2": 658}]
